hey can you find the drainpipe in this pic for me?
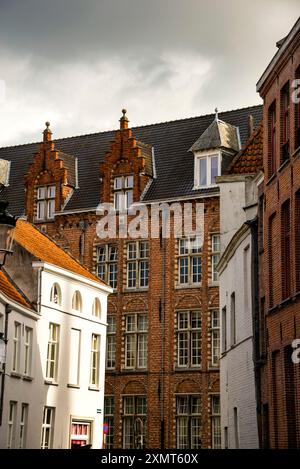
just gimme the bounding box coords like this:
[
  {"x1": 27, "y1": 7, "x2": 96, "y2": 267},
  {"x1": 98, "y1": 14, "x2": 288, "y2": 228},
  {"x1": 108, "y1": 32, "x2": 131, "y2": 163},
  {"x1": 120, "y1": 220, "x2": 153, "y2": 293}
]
[
  {"x1": 160, "y1": 212, "x2": 167, "y2": 449},
  {"x1": 0, "y1": 303, "x2": 12, "y2": 426}
]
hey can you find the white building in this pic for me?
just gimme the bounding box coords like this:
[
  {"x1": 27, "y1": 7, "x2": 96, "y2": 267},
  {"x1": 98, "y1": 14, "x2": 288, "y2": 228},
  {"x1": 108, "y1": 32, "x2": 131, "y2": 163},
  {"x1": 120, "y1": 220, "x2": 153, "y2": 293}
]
[
  {"x1": 0, "y1": 219, "x2": 112, "y2": 449},
  {"x1": 217, "y1": 125, "x2": 262, "y2": 449}
]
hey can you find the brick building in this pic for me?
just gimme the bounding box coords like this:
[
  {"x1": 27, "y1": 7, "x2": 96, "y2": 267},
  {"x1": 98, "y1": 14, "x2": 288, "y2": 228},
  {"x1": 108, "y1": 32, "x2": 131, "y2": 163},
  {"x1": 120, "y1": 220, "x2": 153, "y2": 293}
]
[
  {"x1": 0, "y1": 105, "x2": 261, "y2": 448},
  {"x1": 256, "y1": 17, "x2": 300, "y2": 448}
]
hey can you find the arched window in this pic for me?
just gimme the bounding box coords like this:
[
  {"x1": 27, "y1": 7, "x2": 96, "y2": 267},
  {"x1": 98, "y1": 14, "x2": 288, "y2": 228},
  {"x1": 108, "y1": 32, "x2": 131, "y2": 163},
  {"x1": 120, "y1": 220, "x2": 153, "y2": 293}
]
[
  {"x1": 92, "y1": 298, "x2": 101, "y2": 318},
  {"x1": 50, "y1": 283, "x2": 61, "y2": 305},
  {"x1": 72, "y1": 291, "x2": 82, "y2": 312}
]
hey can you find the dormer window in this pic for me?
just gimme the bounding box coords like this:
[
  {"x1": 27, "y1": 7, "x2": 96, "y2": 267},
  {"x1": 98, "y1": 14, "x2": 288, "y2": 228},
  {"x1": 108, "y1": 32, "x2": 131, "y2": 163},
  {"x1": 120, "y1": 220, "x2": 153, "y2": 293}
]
[
  {"x1": 194, "y1": 153, "x2": 220, "y2": 188},
  {"x1": 113, "y1": 175, "x2": 133, "y2": 211},
  {"x1": 36, "y1": 185, "x2": 56, "y2": 220}
]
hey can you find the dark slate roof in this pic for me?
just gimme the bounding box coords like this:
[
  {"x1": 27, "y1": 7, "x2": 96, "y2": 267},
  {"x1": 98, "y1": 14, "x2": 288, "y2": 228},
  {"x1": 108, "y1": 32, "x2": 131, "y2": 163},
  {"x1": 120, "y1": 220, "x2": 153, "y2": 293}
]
[
  {"x1": 58, "y1": 151, "x2": 77, "y2": 188},
  {"x1": 189, "y1": 119, "x2": 240, "y2": 153},
  {"x1": 0, "y1": 105, "x2": 262, "y2": 215}
]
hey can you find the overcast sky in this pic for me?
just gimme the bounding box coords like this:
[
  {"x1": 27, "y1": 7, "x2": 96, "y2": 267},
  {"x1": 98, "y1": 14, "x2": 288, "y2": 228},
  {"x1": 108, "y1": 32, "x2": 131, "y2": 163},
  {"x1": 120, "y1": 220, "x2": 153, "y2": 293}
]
[{"x1": 0, "y1": 0, "x2": 298, "y2": 146}]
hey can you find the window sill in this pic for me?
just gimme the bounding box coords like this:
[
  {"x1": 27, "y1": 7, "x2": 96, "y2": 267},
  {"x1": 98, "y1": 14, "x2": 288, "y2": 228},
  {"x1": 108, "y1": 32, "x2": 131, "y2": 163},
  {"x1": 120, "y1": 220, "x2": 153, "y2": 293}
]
[
  {"x1": 10, "y1": 371, "x2": 22, "y2": 379},
  {"x1": 88, "y1": 386, "x2": 100, "y2": 392},
  {"x1": 175, "y1": 283, "x2": 202, "y2": 290},
  {"x1": 121, "y1": 369, "x2": 148, "y2": 374},
  {"x1": 123, "y1": 287, "x2": 149, "y2": 293},
  {"x1": 67, "y1": 384, "x2": 80, "y2": 389},
  {"x1": 193, "y1": 184, "x2": 218, "y2": 190},
  {"x1": 44, "y1": 380, "x2": 58, "y2": 386},
  {"x1": 174, "y1": 367, "x2": 202, "y2": 372},
  {"x1": 208, "y1": 281, "x2": 219, "y2": 288},
  {"x1": 23, "y1": 375, "x2": 34, "y2": 381}
]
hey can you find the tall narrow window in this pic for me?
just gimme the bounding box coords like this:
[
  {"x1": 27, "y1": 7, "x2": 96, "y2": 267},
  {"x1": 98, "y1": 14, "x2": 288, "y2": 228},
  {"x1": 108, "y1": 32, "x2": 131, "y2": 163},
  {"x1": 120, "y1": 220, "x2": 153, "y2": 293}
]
[
  {"x1": 178, "y1": 237, "x2": 202, "y2": 285},
  {"x1": 176, "y1": 395, "x2": 201, "y2": 449},
  {"x1": 281, "y1": 82, "x2": 290, "y2": 164},
  {"x1": 7, "y1": 401, "x2": 17, "y2": 449},
  {"x1": 211, "y1": 310, "x2": 220, "y2": 367},
  {"x1": 104, "y1": 396, "x2": 115, "y2": 449},
  {"x1": 72, "y1": 291, "x2": 82, "y2": 312},
  {"x1": 284, "y1": 346, "x2": 297, "y2": 448},
  {"x1": 125, "y1": 314, "x2": 148, "y2": 369},
  {"x1": 211, "y1": 234, "x2": 220, "y2": 282},
  {"x1": 295, "y1": 190, "x2": 300, "y2": 292},
  {"x1": 268, "y1": 101, "x2": 277, "y2": 177},
  {"x1": 230, "y1": 292, "x2": 236, "y2": 346},
  {"x1": 24, "y1": 326, "x2": 33, "y2": 376},
  {"x1": 106, "y1": 316, "x2": 116, "y2": 369},
  {"x1": 233, "y1": 407, "x2": 239, "y2": 449},
  {"x1": 113, "y1": 175, "x2": 133, "y2": 211},
  {"x1": 36, "y1": 185, "x2": 56, "y2": 221},
  {"x1": 177, "y1": 311, "x2": 201, "y2": 368},
  {"x1": 50, "y1": 283, "x2": 61, "y2": 305},
  {"x1": 12, "y1": 322, "x2": 21, "y2": 372},
  {"x1": 281, "y1": 200, "x2": 291, "y2": 300},
  {"x1": 97, "y1": 245, "x2": 118, "y2": 289},
  {"x1": 126, "y1": 241, "x2": 149, "y2": 289},
  {"x1": 272, "y1": 351, "x2": 280, "y2": 448},
  {"x1": 295, "y1": 66, "x2": 300, "y2": 150},
  {"x1": 122, "y1": 396, "x2": 147, "y2": 449},
  {"x1": 41, "y1": 407, "x2": 55, "y2": 449},
  {"x1": 90, "y1": 334, "x2": 100, "y2": 387},
  {"x1": 222, "y1": 306, "x2": 227, "y2": 352},
  {"x1": 68, "y1": 328, "x2": 81, "y2": 386},
  {"x1": 243, "y1": 245, "x2": 250, "y2": 313},
  {"x1": 92, "y1": 298, "x2": 101, "y2": 318},
  {"x1": 211, "y1": 395, "x2": 221, "y2": 449},
  {"x1": 46, "y1": 323, "x2": 60, "y2": 381},
  {"x1": 19, "y1": 403, "x2": 29, "y2": 449},
  {"x1": 268, "y1": 214, "x2": 276, "y2": 308}
]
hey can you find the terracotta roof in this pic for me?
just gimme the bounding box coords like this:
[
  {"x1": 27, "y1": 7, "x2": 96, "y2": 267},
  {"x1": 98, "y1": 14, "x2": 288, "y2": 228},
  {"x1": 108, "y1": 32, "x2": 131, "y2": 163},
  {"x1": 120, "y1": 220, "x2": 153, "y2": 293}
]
[
  {"x1": 14, "y1": 219, "x2": 107, "y2": 286},
  {"x1": 0, "y1": 270, "x2": 32, "y2": 308},
  {"x1": 226, "y1": 123, "x2": 263, "y2": 175}
]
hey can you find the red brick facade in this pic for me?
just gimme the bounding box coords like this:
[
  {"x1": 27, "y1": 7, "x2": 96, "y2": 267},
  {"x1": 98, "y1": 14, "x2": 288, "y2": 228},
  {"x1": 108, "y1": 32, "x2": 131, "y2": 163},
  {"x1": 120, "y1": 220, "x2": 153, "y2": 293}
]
[{"x1": 257, "y1": 23, "x2": 300, "y2": 448}]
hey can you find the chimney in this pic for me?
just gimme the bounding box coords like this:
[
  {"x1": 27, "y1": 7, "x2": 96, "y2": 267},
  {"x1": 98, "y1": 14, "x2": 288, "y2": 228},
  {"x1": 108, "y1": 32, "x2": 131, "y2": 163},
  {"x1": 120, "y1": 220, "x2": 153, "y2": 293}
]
[
  {"x1": 119, "y1": 109, "x2": 129, "y2": 130},
  {"x1": 43, "y1": 121, "x2": 52, "y2": 142},
  {"x1": 247, "y1": 114, "x2": 254, "y2": 138}
]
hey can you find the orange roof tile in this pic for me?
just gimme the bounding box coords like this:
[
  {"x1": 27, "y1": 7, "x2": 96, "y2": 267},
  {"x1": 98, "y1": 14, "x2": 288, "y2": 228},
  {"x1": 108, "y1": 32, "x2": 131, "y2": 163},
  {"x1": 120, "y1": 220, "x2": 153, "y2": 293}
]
[
  {"x1": 14, "y1": 220, "x2": 107, "y2": 286},
  {"x1": 0, "y1": 271, "x2": 32, "y2": 308},
  {"x1": 226, "y1": 123, "x2": 263, "y2": 175}
]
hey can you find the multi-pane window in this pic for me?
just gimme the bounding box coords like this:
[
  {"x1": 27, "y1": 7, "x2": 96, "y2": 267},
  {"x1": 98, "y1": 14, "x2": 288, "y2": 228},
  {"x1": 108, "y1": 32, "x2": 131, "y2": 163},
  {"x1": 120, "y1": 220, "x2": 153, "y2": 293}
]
[
  {"x1": 50, "y1": 283, "x2": 61, "y2": 305},
  {"x1": 126, "y1": 241, "x2": 149, "y2": 289},
  {"x1": 196, "y1": 154, "x2": 219, "y2": 187},
  {"x1": 70, "y1": 420, "x2": 92, "y2": 448},
  {"x1": 122, "y1": 396, "x2": 147, "y2": 449},
  {"x1": 12, "y1": 322, "x2": 21, "y2": 372},
  {"x1": 114, "y1": 175, "x2": 133, "y2": 211},
  {"x1": 177, "y1": 311, "x2": 201, "y2": 368},
  {"x1": 125, "y1": 314, "x2": 148, "y2": 369},
  {"x1": 19, "y1": 403, "x2": 29, "y2": 449},
  {"x1": 90, "y1": 334, "x2": 100, "y2": 387},
  {"x1": 281, "y1": 82, "x2": 290, "y2": 163},
  {"x1": 46, "y1": 323, "x2": 60, "y2": 380},
  {"x1": 104, "y1": 396, "x2": 115, "y2": 449},
  {"x1": 41, "y1": 407, "x2": 55, "y2": 449},
  {"x1": 7, "y1": 401, "x2": 17, "y2": 449},
  {"x1": 211, "y1": 310, "x2": 220, "y2": 367},
  {"x1": 24, "y1": 326, "x2": 33, "y2": 376},
  {"x1": 97, "y1": 245, "x2": 118, "y2": 289},
  {"x1": 268, "y1": 101, "x2": 277, "y2": 177},
  {"x1": 211, "y1": 234, "x2": 220, "y2": 282},
  {"x1": 176, "y1": 395, "x2": 202, "y2": 449},
  {"x1": 36, "y1": 185, "x2": 56, "y2": 221},
  {"x1": 178, "y1": 237, "x2": 202, "y2": 285},
  {"x1": 106, "y1": 316, "x2": 116, "y2": 369},
  {"x1": 281, "y1": 200, "x2": 291, "y2": 300},
  {"x1": 211, "y1": 395, "x2": 221, "y2": 449}
]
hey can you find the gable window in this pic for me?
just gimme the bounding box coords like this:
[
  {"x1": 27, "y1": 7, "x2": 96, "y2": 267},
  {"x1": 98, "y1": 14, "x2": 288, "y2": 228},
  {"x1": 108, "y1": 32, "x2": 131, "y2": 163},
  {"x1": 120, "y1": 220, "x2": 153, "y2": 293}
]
[
  {"x1": 280, "y1": 82, "x2": 290, "y2": 164},
  {"x1": 36, "y1": 185, "x2": 56, "y2": 221},
  {"x1": 125, "y1": 313, "x2": 148, "y2": 369},
  {"x1": 177, "y1": 237, "x2": 202, "y2": 285},
  {"x1": 97, "y1": 245, "x2": 118, "y2": 289},
  {"x1": 113, "y1": 175, "x2": 133, "y2": 211},
  {"x1": 195, "y1": 153, "x2": 220, "y2": 187},
  {"x1": 176, "y1": 395, "x2": 201, "y2": 449},
  {"x1": 126, "y1": 241, "x2": 149, "y2": 289},
  {"x1": 72, "y1": 291, "x2": 82, "y2": 312},
  {"x1": 211, "y1": 234, "x2": 220, "y2": 283},
  {"x1": 176, "y1": 311, "x2": 201, "y2": 368},
  {"x1": 50, "y1": 283, "x2": 61, "y2": 305}
]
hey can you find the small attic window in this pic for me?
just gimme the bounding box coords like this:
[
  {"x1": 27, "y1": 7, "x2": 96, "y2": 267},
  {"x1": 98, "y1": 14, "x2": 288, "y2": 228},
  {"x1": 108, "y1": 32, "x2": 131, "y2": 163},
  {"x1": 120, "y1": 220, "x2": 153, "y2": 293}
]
[
  {"x1": 113, "y1": 175, "x2": 133, "y2": 211},
  {"x1": 194, "y1": 152, "x2": 220, "y2": 188}
]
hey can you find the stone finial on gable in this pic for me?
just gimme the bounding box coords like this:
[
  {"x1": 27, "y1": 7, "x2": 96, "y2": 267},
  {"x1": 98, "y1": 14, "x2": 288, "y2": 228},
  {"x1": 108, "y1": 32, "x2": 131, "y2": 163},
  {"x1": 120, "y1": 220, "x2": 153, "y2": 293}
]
[
  {"x1": 119, "y1": 109, "x2": 129, "y2": 130},
  {"x1": 43, "y1": 121, "x2": 52, "y2": 142}
]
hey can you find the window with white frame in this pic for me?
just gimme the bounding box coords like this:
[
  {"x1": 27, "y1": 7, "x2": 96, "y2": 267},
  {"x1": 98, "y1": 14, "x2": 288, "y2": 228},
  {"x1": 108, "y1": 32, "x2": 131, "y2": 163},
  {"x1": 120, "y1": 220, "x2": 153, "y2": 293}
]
[
  {"x1": 7, "y1": 401, "x2": 17, "y2": 449},
  {"x1": 114, "y1": 175, "x2": 133, "y2": 211},
  {"x1": 36, "y1": 185, "x2": 56, "y2": 221},
  {"x1": 211, "y1": 395, "x2": 221, "y2": 449},
  {"x1": 46, "y1": 323, "x2": 60, "y2": 380},
  {"x1": 104, "y1": 396, "x2": 115, "y2": 449},
  {"x1": 70, "y1": 420, "x2": 92, "y2": 448},
  {"x1": 195, "y1": 153, "x2": 220, "y2": 187},
  {"x1": 211, "y1": 310, "x2": 220, "y2": 367},
  {"x1": 12, "y1": 322, "x2": 21, "y2": 373},
  {"x1": 126, "y1": 241, "x2": 149, "y2": 289},
  {"x1": 122, "y1": 396, "x2": 147, "y2": 449},
  {"x1": 178, "y1": 237, "x2": 202, "y2": 285},
  {"x1": 125, "y1": 313, "x2": 148, "y2": 369},
  {"x1": 176, "y1": 395, "x2": 202, "y2": 449},
  {"x1": 176, "y1": 311, "x2": 201, "y2": 368},
  {"x1": 41, "y1": 407, "x2": 55, "y2": 449},
  {"x1": 50, "y1": 283, "x2": 61, "y2": 305},
  {"x1": 211, "y1": 235, "x2": 220, "y2": 282},
  {"x1": 90, "y1": 333, "x2": 100, "y2": 387},
  {"x1": 19, "y1": 403, "x2": 29, "y2": 449},
  {"x1": 24, "y1": 326, "x2": 33, "y2": 376},
  {"x1": 72, "y1": 291, "x2": 82, "y2": 312},
  {"x1": 68, "y1": 328, "x2": 81, "y2": 386},
  {"x1": 106, "y1": 316, "x2": 116, "y2": 369},
  {"x1": 92, "y1": 297, "x2": 101, "y2": 318},
  {"x1": 97, "y1": 245, "x2": 118, "y2": 289}
]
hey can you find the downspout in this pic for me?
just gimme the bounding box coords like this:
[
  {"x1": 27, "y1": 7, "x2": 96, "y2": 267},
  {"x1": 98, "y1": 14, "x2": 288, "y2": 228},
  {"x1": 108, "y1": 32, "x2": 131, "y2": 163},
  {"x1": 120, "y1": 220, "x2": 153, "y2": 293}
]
[
  {"x1": 0, "y1": 303, "x2": 12, "y2": 426},
  {"x1": 160, "y1": 213, "x2": 166, "y2": 449}
]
